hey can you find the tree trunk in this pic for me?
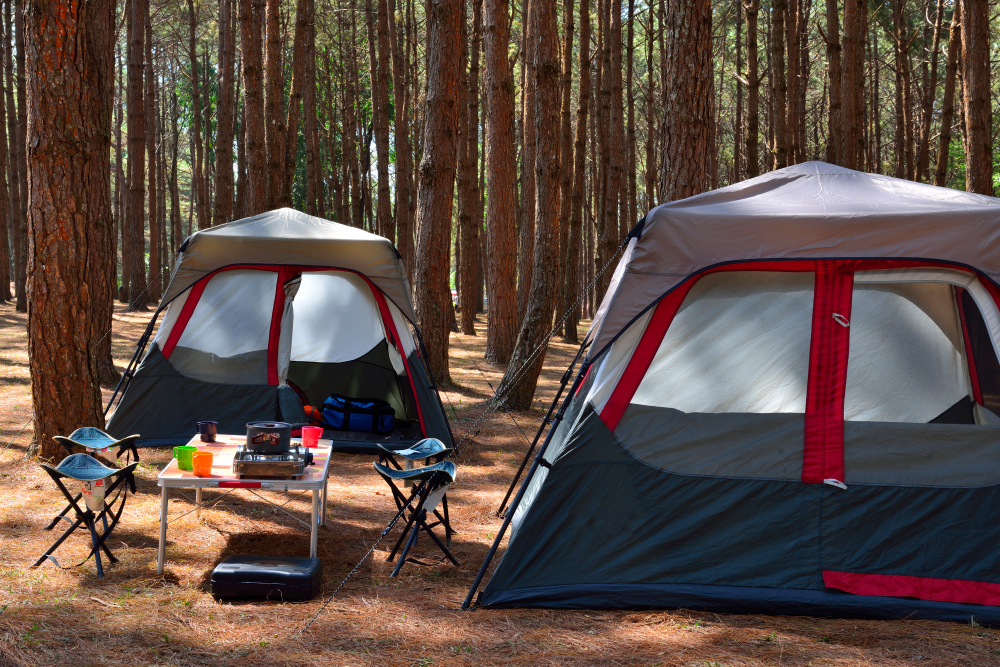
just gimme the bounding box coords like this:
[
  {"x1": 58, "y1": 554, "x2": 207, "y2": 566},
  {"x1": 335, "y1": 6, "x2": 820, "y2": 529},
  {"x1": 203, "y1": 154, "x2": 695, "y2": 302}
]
[
  {"x1": 934, "y1": 0, "x2": 960, "y2": 187},
  {"x1": 960, "y1": 0, "x2": 991, "y2": 195},
  {"x1": 824, "y1": 0, "x2": 841, "y2": 164},
  {"x1": 215, "y1": 0, "x2": 236, "y2": 225},
  {"x1": 283, "y1": 0, "x2": 307, "y2": 209},
  {"x1": 564, "y1": 0, "x2": 588, "y2": 343},
  {"x1": 505, "y1": 0, "x2": 560, "y2": 410},
  {"x1": 555, "y1": 0, "x2": 573, "y2": 330},
  {"x1": 482, "y1": 0, "x2": 518, "y2": 363},
  {"x1": 263, "y1": 0, "x2": 285, "y2": 210},
  {"x1": 786, "y1": 0, "x2": 799, "y2": 164},
  {"x1": 517, "y1": 0, "x2": 536, "y2": 324},
  {"x1": 745, "y1": 0, "x2": 760, "y2": 177},
  {"x1": 13, "y1": 0, "x2": 27, "y2": 311},
  {"x1": 770, "y1": 0, "x2": 787, "y2": 169},
  {"x1": 840, "y1": 0, "x2": 865, "y2": 170},
  {"x1": 659, "y1": 0, "x2": 714, "y2": 201},
  {"x1": 303, "y1": 0, "x2": 320, "y2": 214},
  {"x1": 171, "y1": 85, "x2": 183, "y2": 248},
  {"x1": 388, "y1": 0, "x2": 413, "y2": 275},
  {"x1": 26, "y1": 0, "x2": 115, "y2": 459},
  {"x1": 734, "y1": 0, "x2": 742, "y2": 180},
  {"x1": 459, "y1": 0, "x2": 482, "y2": 336},
  {"x1": 144, "y1": 9, "x2": 159, "y2": 301},
  {"x1": 0, "y1": 21, "x2": 9, "y2": 304},
  {"x1": 413, "y1": 0, "x2": 460, "y2": 382},
  {"x1": 643, "y1": 8, "x2": 656, "y2": 205},
  {"x1": 189, "y1": 0, "x2": 208, "y2": 229},
  {"x1": 914, "y1": 0, "x2": 943, "y2": 182},
  {"x1": 241, "y1": 0, "x2": 267, "y2": 216},
  {"x1": 126, "y1": 0, "x2": 147, "y2": 310},
  {"x1": 367, "y1": 0, "x2": 393, "y2": 240},
  {"x1": 892, "y1": 0, "x2": 913, "y2": 180}
]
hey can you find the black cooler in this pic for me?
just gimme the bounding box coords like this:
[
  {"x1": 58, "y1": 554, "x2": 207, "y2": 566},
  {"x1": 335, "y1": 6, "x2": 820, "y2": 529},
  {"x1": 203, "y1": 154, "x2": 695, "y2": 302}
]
[{"x1": 211, "y1": 556, "x2": 323, "y2": 601}]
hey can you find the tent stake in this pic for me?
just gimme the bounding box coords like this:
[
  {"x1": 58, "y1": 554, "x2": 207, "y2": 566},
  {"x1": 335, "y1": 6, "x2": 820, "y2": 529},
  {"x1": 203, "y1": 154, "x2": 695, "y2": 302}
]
[{"x1": 461, "y1": 361, "x2": 591, "y2": 610}]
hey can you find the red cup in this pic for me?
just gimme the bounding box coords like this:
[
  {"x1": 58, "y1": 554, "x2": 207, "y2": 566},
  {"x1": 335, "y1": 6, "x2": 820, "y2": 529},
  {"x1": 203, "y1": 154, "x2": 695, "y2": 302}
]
[{"x1": 301, "y1": 426, "x2": 322, "y2": 448}]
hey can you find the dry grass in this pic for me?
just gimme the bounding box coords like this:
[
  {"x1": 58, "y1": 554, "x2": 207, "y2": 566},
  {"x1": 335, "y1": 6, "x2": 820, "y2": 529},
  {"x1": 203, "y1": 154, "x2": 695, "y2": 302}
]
[{"x1": 1, "y1": 291, "x2": 998, "y2": 666}]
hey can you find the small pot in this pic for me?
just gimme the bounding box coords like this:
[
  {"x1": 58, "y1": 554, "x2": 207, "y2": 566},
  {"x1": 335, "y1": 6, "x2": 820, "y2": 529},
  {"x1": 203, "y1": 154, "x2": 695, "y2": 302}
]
[{"x1": 245, "y1": 421, "x2": 292, "y2": 453}]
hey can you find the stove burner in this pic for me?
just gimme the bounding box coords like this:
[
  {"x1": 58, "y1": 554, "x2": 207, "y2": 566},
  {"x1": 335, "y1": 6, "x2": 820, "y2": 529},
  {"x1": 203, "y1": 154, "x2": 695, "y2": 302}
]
[{"x1": 232, "y1": 445, "x2": 314, "y2": 479}]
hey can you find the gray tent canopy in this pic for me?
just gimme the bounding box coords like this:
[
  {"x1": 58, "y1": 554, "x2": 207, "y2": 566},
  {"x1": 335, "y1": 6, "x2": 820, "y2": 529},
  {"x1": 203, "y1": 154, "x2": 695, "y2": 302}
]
[
  {"x1": 106, "y1": 208, "x2": 453, "y2": 452},
  {"x1": 468, "y1": 163, "x2": 1000, "y2": 624}
]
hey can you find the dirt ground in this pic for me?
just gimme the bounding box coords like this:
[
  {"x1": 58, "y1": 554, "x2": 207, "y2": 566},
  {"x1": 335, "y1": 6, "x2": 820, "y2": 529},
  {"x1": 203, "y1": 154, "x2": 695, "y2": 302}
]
[{"x1": 1, "y1": 294, "x2": 998, "y2": 666}]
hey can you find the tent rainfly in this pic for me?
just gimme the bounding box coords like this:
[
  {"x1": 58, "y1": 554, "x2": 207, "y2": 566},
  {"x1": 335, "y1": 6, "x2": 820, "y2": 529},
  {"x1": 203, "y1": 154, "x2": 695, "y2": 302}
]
[
  {"x1": 106, "y1": 208, "x2": 453, "y2": 453},
  {"x1": 469, "y1": 162, "x2": 1000, "y2": 624}
]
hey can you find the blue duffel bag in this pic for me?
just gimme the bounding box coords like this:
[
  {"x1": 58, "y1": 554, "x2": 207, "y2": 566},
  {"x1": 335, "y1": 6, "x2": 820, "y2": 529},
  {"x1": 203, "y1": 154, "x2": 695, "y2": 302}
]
[{"x1": 321, "y1": 394, "x2": 396, "y2": 433}]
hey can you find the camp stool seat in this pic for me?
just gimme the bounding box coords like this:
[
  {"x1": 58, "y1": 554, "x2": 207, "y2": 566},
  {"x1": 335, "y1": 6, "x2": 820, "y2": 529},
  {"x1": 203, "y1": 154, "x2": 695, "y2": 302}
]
[
  {"x1": 53, "y1": 427, "x2": 140, "y2": 464},
  {"x1": 373, "y1": 460, "x2": 458, "y2": 576},
  {"x1": 376, "y1": 437, "x2": 452, "y2": 470},
  {"x1": 34, "y1": 454, "x2": 139, "y2": 579},
  {"x1": 46, "y1": 428, "x2": 140, "y2": 535}
]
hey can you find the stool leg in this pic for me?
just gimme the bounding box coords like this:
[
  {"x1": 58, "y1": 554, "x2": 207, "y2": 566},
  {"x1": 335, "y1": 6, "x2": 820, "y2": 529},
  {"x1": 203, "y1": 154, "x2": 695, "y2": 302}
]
[
  {"x1": 44, "y1": 494, "x2": 82, "y2": 530},
  {"x1": 390, "y1": 517, "x2": 421, "y2": 577},
  {"x1": 32, "y1": 517, "x2": 84, "y2": 567},
  {"x1": 86, "y1": 515, "x2": 104, "y2": 579}
]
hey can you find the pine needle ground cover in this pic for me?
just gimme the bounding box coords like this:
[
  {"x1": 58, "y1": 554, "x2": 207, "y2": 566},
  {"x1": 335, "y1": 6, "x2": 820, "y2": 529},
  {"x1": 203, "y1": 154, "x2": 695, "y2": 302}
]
[{"x1": 1, "y1": 295, "x2": 998, "y2": 666}]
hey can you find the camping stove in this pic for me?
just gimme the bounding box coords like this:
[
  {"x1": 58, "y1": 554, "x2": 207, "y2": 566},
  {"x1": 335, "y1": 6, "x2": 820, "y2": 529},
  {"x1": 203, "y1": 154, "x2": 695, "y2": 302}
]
[{"x1": 232, "y1": 444, "x2": 314, "y2": 479}]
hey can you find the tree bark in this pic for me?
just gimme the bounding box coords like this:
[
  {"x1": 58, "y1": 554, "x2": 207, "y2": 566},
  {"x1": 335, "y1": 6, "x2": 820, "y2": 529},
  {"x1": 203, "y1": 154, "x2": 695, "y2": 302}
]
[
  {"x1": 170, "y1": 83, "x2": 183, "y2": 247},
  {"x1": 934, "y1": 0, "x2": 960, "y2": 187},
  {"x1": 770, "y1": 0, "x2": 787, "y2": 169},
  {"x1": 913, "y1": 0, "x2": 943, "y2": 182},
  {"x1": 482, "y1": 0, "x2": 518, "y2": 363},
  {"x1": 302, "y1": 0, "x2": 319, "y2": 215},
  {"x1": 14, "y1": 0, "x2": 27, "y2": 311},
  {"x1": 283, "y1": 0, "x2": 307, "y2": 209},
  {"x1": 505, "y1": 0, "x2": 560, "y2": 410},
  {"x1": 891, "y1": 0, "x2": 913, "y2": 180},
  {"x1": 144, "y1": 8, "x2": 159, "y2": 301},
  {"x1": 459, "y1": 0, "x2": 482, "y2": 336},
  {"x1": 215, "y1": 0, "x2": 236, "y2": 225},
  {"x1": 517, "y1": 0, "x2": 536, "y2": 324},
  {"x1": 0, "y1": 19, "x2": 9, "y2": 304},
  {"x1": 413, "y1": 0, "x2": 460, "y2": 382},
  {"x1": 960, "y1": 0, "x2": 991, "y2": 195},
  {"x1": 786, "y1": 0, "x2": 800, "y2": 164},
  {"x1": 824, "y1": 0, "x2": 841, "y2": 164},
  {"x1": 745, "y1": 0, "x2": 760, "y2": 177},
  {"x1": 188, "y1": 0, "x2": 208, "y2": 229},
  {"x1": 388, "y1": 0, "x2": 413, "y2": 275},
  {"x1": 126, "y1": 0, "x2": 147, "y2": 309},
  {"x1": 366, "y1": 0, "x2": 392, "y2": 240},
  {"x1": 659, "y1": 0, "x2": 714, "y2": 201},
  {"x1": 840, "y1": 0, "x2": 865, "y2": 170},
  {"x1": 240, "y1": 0, "x2": 266, "y2": 216},
  {"x1": 26, "y1": 0, "x2": 115, "y2": 459},
  {"x1": 555, "y1": 0, "x2": 573, "y2": 329},
  {"x1": 263, "y1": 0, "x2": 285, "y2": 210},
  {"x1": 564, "y1": 0, "x2": 588, "y2": 342}
]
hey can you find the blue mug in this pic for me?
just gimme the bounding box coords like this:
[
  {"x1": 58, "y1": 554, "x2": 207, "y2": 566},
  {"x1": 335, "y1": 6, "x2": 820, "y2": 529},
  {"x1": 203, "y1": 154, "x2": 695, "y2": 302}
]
[{"x1": 197, "y1": 421, "x2": 218, "y2": 443}]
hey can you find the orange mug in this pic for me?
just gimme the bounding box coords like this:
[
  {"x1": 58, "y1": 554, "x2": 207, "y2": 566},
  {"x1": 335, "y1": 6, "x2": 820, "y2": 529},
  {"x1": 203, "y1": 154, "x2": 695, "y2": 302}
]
[{"x1": 192, "y1": 451, "x2": 214, "y2": 477}]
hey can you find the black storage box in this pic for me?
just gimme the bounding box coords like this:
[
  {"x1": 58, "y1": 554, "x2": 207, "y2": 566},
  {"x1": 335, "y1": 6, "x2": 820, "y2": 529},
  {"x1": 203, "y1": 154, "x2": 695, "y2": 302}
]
[{"x1": 211, "y1": 556, "x2": 322, "y2": 601}]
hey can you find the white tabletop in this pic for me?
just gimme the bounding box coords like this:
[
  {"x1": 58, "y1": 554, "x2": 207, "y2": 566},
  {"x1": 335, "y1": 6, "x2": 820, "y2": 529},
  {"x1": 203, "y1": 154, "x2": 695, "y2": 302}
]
[{"x1": 157, "y1": 433, "x2": 333, "y2": 490}]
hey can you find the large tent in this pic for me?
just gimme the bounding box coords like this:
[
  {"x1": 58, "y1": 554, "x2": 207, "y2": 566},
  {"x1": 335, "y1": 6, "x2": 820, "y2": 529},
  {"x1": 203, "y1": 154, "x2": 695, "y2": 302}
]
[
  {"x1": 106, "y1": 208, "x2": 452, "y2": 452},
  {"x1": 472, "y1": 162, "x2": 1000, "y2": 624}
]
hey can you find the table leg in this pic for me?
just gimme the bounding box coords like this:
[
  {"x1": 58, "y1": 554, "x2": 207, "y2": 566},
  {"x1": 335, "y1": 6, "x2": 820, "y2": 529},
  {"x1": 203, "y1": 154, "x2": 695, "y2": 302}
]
[
  {"x1": 157, "y1": 486, "x2": 168, "y2": 575},
  {"x1": 195, "y1": 487, "x2": 202, "y2": 519},
  {"x1": 321, "y1": 477, "x2": 328, "y2": 527},
  {"x1": 310, "y1": 489, "x2": 320, "y2": 558}
]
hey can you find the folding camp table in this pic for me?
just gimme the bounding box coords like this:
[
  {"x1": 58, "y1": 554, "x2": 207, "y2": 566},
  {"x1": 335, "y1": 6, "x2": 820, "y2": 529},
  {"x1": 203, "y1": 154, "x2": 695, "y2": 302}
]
[{"x1": 156, "y1": 434, "x2": 332, "y2": 575}]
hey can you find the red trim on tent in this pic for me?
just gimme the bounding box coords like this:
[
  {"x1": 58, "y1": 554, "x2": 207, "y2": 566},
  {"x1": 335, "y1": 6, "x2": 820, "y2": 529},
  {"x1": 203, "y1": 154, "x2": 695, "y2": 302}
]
[
  {"x1": 802, "y1": 262, "x2": 853, "y2": 485},
  {"x1": 161, "y1": 265, "x2": 283, "y2": 359},
  {"x1": 823, "y1": 570, "x2": 1000, "y2": 607},
  {"x1": 956, "y1": 287, "x2": 984, "y2": 406},
  {"x1": 266, "y1": 267, "x2": 300, "y2": 385}
]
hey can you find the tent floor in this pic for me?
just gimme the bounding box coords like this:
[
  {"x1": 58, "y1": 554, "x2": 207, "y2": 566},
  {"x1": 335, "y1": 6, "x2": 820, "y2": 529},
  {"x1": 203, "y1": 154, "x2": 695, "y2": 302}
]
[{"x1": 479, "y1": 582, "x2": 1000, "y2": 626}]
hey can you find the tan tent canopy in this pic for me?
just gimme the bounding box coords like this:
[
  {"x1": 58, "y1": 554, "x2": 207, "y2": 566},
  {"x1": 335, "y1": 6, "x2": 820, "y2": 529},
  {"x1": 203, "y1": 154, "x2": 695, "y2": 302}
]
[
  {"x1": 162, "y1": 208, "x2": 416, "y2": 322},
  {"x1": 590, "y1": 162, "x2": 1000, "y2": 357}
]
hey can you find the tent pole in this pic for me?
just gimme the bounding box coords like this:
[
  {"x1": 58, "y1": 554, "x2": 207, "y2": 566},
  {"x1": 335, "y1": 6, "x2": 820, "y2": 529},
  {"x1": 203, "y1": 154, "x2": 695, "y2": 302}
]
[
  {"x1": 496, "y1": 342, "x2": 587, "y2": 517},
  {"x1": 460, "y1": 360, "x2": 591, "y2": 610},
  {"x1": 103, "y1": 308, "x2": 163, "y2": 417},
  {"x1": 413, "y1": 327, "x2": 458, "y2": 448}
]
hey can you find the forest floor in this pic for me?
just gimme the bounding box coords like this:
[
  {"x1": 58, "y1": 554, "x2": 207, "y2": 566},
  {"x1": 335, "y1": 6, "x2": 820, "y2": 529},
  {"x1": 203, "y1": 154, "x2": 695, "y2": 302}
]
[{"x1": 1, "y1": 294, "x2": 998, "y2": 666}]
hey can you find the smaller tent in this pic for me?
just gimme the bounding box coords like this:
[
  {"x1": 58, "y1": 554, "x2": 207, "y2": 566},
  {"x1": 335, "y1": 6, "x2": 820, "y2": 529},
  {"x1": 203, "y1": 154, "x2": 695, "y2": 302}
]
[{"x1": 106, "y1": 209, "x2": 452, "y2": 452}]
